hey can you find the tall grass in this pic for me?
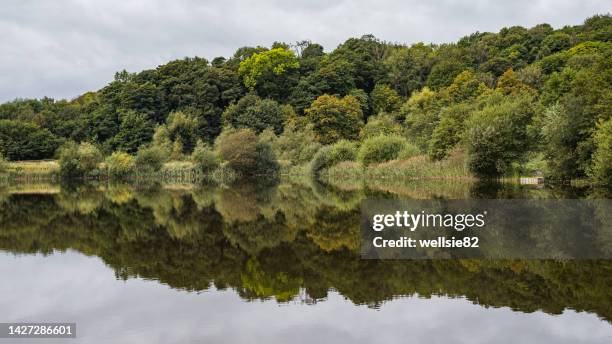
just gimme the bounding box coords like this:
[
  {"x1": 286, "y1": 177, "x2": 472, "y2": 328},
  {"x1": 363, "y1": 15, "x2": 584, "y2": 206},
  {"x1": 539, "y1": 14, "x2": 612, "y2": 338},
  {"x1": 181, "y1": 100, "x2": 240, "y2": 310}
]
[
  {"x1": 323, "y1": 148, "x2": 472, "y2": 181},
  {"x1": 3, "y1": 160, "x2": 60, "y2": 182}
]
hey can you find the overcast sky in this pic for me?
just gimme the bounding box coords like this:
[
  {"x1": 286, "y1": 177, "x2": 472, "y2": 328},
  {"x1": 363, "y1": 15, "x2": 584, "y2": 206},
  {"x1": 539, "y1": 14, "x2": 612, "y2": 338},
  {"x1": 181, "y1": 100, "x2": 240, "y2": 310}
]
[{"x1": 1, "y1": 0, "x2": 610, "y2": 102}]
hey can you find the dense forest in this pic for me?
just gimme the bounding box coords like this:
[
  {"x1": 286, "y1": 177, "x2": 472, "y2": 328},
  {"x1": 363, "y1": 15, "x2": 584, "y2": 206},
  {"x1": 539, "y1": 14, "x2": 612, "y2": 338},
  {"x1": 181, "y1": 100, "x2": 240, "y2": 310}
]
[{"x1": 0, "y1": 15, "x2": 611, "y2": 183}]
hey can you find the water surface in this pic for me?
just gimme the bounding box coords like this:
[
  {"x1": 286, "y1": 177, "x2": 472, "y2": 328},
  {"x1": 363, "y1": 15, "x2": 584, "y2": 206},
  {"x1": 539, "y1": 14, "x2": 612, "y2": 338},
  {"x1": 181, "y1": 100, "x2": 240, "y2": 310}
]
[{"x1": 0, "y1": 179, "x2": 610, "y2": 343}]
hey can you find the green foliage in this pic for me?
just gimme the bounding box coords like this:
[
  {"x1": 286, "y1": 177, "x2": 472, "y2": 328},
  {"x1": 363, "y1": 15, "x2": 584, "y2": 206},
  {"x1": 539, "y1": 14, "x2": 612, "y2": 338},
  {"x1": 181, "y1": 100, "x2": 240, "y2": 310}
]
[
  {"x1": 305, "y1": 94, "x2": 363, "y2": 144},
  {"x1": 426, "y1": 59, "x2": 467, "y2": 89},
  {"x1": 254, "y1": 140, "x2": 280, "y2": 176},
  {"x1": 109, "y1": 110, "x2": 155, "y2": 153},
  {"x1": 310, "y1": 140, "x2": 357, "y2": 175},
  {"x1": 105, "y1": 151, "x2": 136, "y2": 178},
  {"x1": 428, "y1": 103, "x2": 474, "y2": 160},
  {"x1": 538, "y1": 53, "x2": 611, "y2": 180},
  {"x1": 397, "y1": 143, "x2": 421, "y2": 160},
  {"x1": 589, "y1": 118, "x2": 612, "y2": 185},
  {"x1": 273, "y1": 122, "x2": 321, "y2": 165},
  {"x1": 58, "y1": 142, "x2": 103, "y2": 178},
  {"x1": 360, "y1": 113, "x2": 402, "y2": 139},
  {"x1": 191, "y1": 141, "x2": 219, "y2": 175},
  {"x1": 152, "y1": 125, "x2": 172, "y2": 152},
  {"x1": 496, "y1": 69, "x2": 537, "y2": 96},
  {"x1": 239, "y1": 48, "x2": 299, "y2": 99},
  {"x1": 222, "y1": 94, "x2": 284, "y2": 134},
  {"x1": 384, "y1": 43, "x2": 433, "y2": 96},
  {"x1": 401, "y1": 87, "x2": 441, "y2": 150},
  {"x1": 444, "y1": 70, "x2": 487, "y2": 103},
  {"x1": 357, "y1": 135, "x2": 408, "y2": 165},
  {"x1": 370, "y1": 84, "x2": 402, "y2": 115},
  {"x1": 0, "y1": 120, "x2": 60, "y2": 160},
  {"x1": 0, "y1": 153, "x2": 6, "y2": 173},
  {"x1": 135, "y1": 145, "x2": 168, "y2": 172},
  {"x1": 1, "y1": 14, "x2": 611, "y2": 184},
  {"x1": 215, "y1": 128, "x2": 279, "y2": 176},
  {"x1": 165, "y1": 111, "x2": 199, "y2": 154},
  {"x1": 209, "y1": 163, "x2": 238, "y2": 185},
  {"x1": 465, "y1": 93, "x2": 535, "y2": 177},
  {"x1": 539, "y1": 32, "x2": 572, "y2": 58}
]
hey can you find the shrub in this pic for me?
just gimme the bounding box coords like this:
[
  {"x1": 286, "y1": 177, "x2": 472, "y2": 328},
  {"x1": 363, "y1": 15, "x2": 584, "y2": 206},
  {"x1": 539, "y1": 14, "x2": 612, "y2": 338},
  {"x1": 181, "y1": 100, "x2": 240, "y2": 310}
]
[
  {"x1": 216, "y1": 128, "x2": 259, "y2": 174},
  {"x1": 135, "y1": 145, "x2": 168, "y2": 172},
  {"x1": 360, "y1": 114, "x2": 402, "y2": 139},
  {"x1": 465, "y1": 94, "x2": 534, "y2": 177},
  {"x1": 254, "y1": 141, "x2": 280, "y2": 175},
  {"x1": 105, "y1": 152, "x2": 135, "y2": 178},
  {"x1": 427, "y1": 102, "x2": 474, "y2": 161},
  {"x1": 0, "y1": 120, "x2": 60, "y2": 160},
  {"x1": 310, "y1": 140, "x2": 357, "y2": 175},
  {"x1": 397, "y1": 143, "x2": 421, "y2": 160},
  {"x1": 191, "y1": 141, "x2": 219, "y2": 175},
  {"x1": 215, "y1": 128, "x2": 279, "y2": 177},
  {"x1": 274, "y1": 122, "x2": 321, "y2": 165},
  {"x1": 0, "y1": 153, "x2": 7, "y2": 173},
  {"x1": 58, "y1": 142, "x2": 103, "y2": 178},
  {"x1": 358, "y1": 135, "x2": 408, "y2": 165},
  {"x1": 589, "y1": 118, "x2": 612, "y2": 185}
]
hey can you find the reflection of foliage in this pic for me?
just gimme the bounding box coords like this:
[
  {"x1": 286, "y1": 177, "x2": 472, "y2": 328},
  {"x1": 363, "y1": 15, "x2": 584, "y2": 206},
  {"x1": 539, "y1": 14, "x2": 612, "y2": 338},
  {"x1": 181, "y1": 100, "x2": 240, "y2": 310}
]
[
  {"x1": 223, "y1": 212, "x2": 290, "y2": 255},
  {"x1": 0, "y1": 181, "x2": 610, "y2": 321},
  {"x1": 240, "y1": 258, "x2": 302, "y2": 302},
  {"x1": 307, "y1": 206, "x2": 360, "y2": 252}
]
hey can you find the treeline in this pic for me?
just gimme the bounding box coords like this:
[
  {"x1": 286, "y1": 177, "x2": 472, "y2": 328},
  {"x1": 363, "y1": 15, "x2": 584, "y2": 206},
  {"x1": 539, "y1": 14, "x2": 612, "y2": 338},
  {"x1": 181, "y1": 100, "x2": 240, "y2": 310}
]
[{"x1": 0, "y1": 15, "x2": 611, "y2": 183}]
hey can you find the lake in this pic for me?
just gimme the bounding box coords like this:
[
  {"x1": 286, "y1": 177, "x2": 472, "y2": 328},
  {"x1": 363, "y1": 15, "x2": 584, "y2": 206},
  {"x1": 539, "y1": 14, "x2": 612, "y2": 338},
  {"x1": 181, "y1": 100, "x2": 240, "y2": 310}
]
[{"x1": 0, "y1": 179, "x2": 611, "y2": 343}]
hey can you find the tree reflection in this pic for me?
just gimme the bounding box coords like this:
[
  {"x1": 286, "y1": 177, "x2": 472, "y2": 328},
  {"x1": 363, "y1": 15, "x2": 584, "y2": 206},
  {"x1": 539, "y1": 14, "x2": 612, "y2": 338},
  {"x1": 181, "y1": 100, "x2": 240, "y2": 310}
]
[{"x1": 0, "y1": 179, "x2": 610, "y2": 322}]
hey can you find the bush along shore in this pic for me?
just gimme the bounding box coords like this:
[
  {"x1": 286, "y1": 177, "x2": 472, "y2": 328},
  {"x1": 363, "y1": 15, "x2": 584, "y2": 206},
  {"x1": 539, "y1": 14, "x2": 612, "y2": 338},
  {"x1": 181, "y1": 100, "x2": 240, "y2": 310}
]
[{"x1": 1, "y1": 15, "x2": 611, "y2": 186}]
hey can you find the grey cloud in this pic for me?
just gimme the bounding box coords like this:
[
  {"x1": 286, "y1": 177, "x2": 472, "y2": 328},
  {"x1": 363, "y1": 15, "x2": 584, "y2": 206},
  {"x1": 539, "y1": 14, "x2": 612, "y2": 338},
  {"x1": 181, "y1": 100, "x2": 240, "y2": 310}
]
[{"x1": 0, "y1": 0, "x2": 609, "y2": 102}]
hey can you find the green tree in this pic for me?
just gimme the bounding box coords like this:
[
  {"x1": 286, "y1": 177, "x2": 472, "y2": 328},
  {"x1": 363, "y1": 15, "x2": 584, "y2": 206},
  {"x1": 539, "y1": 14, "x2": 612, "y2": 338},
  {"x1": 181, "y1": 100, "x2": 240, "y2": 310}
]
[
  {"x1": 384, "y1": 43, "x2": 433, "y2": 97},
  {"x1": 0, "y1": 153, "x2": 6, "y2": 172},
  {"x1": 465, "y1": 93, "x2": 535, "y2": 177},
  {"x1": 444, "y1": 70, "x2": 487, "y2": 103},
  {"x1": 222, "y1": 94, "x2": 284, "y2": 134},
  {"x1": 135, "y1": 145, "x2": 168, "y2": 172},
  {"x1": 238, "y1": 48, "x2": 299, "y2": 100},
  {"x1": 273, "y1": 122, "x2": 321, "y2": 166},
  {"x1": 166, "y1": 111, "x2": 199, "y2": 154},
  {"x1": 110, "y1": 110, "x2": 155, "y2": 153},
  {"x1": 58, "y1": 142, "x2": 103, "y2": 178},
  {"x1": 358, "y1": 135, "x2": 408, "y2": 165},
  {"x1": 191, "y1": 140, "x2": 219, "y2": 175},
  {"x1": 589, "y1": 118, "x2": 612, "y2": 185},
  {"x1": 0, "y1": 120, "x2": 60, "y2": 160},
  {"x1": 106, "y1": 151, "x2": 136, "y2": 178},
  {"x1": 428, "y1": 102, "x2": 474, "y2": 160},
  {"x1": 401, "y1": 87, "x2": 442, "y2": 150},
  {"x1": 538, "y1": 32, "x2": 572, "y2": 58},
  {"x1": 310, "y1": 140, "x2": 357, "y2": 175},
  {"x1": 370, "y1": 84, "x2": 402, "y2": 115},
  {"x1": 360, "y1": 113, "x2": 402, "y2": 139},
  {"x1": 305, "y1": 95, "x2": 363, "y2": 144}
]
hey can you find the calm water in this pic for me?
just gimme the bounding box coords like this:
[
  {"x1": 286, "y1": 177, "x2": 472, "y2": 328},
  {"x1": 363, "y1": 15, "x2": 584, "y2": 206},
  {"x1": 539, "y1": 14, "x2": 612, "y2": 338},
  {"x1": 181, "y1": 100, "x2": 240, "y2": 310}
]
[{"x1": 0, "y1": 179, "x2": 611, "y2": 343}]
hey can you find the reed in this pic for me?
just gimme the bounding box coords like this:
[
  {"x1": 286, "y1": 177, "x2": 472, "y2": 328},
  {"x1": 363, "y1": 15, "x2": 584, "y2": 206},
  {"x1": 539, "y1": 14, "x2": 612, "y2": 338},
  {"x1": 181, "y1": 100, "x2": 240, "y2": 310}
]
[{"x1": 322, "y1": 149, "x2": 472, "y2": 182}]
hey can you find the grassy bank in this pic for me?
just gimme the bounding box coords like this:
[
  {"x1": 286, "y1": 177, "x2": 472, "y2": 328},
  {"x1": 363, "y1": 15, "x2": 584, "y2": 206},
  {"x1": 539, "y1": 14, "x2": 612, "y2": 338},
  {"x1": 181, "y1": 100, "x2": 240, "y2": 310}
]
[
  {"x1": 322, "y1": 149, "x2": 473, "y2": 182},
  {"x1": 3, "y1": 160, "x2": 60, "y2": 181},
  {"x1": 1, "y1": 160, "x2": 202, "y2": 183}
]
